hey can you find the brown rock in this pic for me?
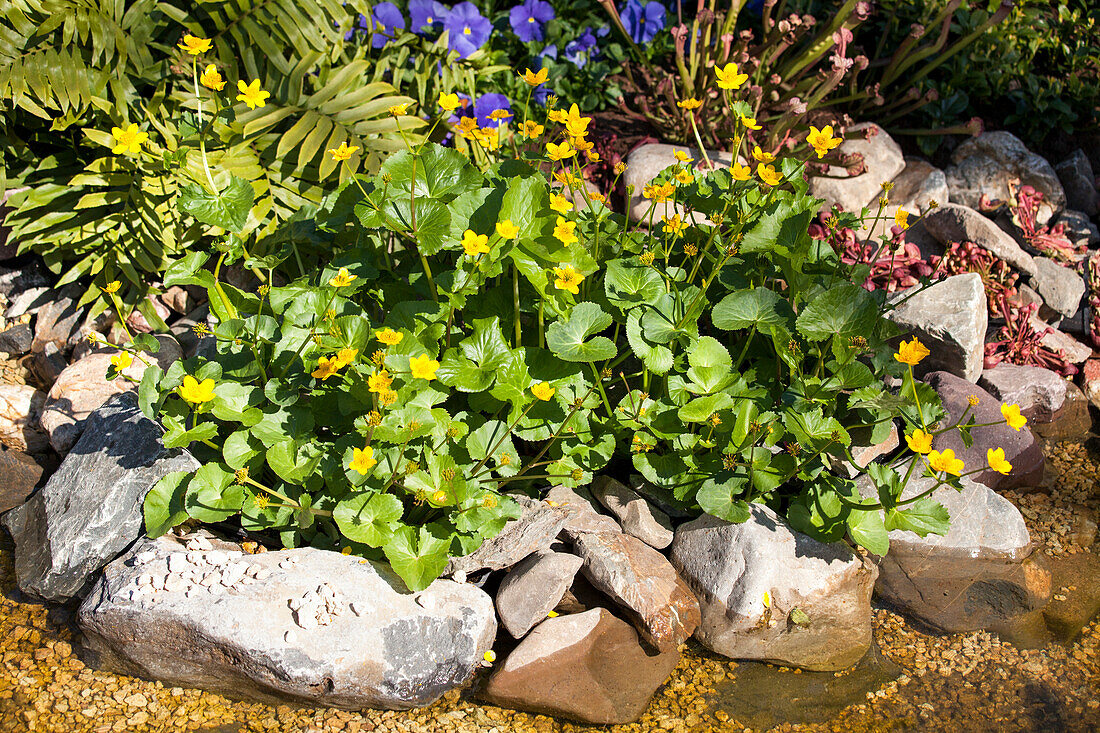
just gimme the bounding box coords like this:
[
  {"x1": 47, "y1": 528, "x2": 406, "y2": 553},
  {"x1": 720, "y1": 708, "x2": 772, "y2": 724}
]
[
  {"x1": 546, "y1": 484, "x2": 621, "y2": 539},
  {"x1": 0, "y1": 447, "x2": 46, "y2": 513},
  {"x1": 591, "y1": 476, "x2": 674, "y2": 549},
  {"x1": 31, "y1": 289, "x2": 84, "y2": 354},
  {"x1": 0, "y1": 383, "x2": 49, "y2": 454},
  {"x1": 1033, "y1": 382, "x2": 1092, "y2": 442},
  {"x1": 481, "y1": 608, "x2": 680, "y2": 725},
  {"x1": 39, "y1": 353, "x2": 149, "y2": 454},
  {"x1": 571, "y1": 531, "x2": 699, "y2": 651},
  {"x1": 445, "y1": 496, "x2": 566, "y2": 576},
  {"x1": 924, "y1": 371, "x2": 1044, "y2": 489},
  {"x1": 1043, "y1": 552, "x2": 1100, "y2": 643}
]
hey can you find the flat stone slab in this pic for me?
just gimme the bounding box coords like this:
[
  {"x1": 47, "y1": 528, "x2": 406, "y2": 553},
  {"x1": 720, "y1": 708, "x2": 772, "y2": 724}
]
[
  {"x1": 445, "y1": 495, "x2": 565, "y2": 577},
  {"x1": 591, "y1": 475, "x2": 674, "y2": 549},
  {"x1": 496, "y1": 550, "x2": 583, "y2": 638},
  {"x1": 887, "y1": 273, "x2": 987, "y2": 382},
  {"x1": 78, "y1": 535, "x2": 497, "y2": 711}
]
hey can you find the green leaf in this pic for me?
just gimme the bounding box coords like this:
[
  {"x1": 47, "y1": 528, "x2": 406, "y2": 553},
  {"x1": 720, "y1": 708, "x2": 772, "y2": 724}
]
[
  {"x1": 223, "y1": 430, "x2": 263, "y2": 470},
  {"x1": 184, "y1": 464, "x2": 244, "y2": 523},
  {"x1": 178, "y1": 176, "x2": 255, "y2": 233},
  {"x1": 604, "y1": 258, "x2": 663, "y2": 311},
  {"x1": 711, "y1": 287, "x2": 792, "y2": 336},
  {"x1": 144, "y1": 471, "x2": 191, "y2": 538},
  {"x1": 380, "y1": 144, "x2": 481, "y2": 202},
  {"x1": 678, "y1": 393, "x2": 735, "y2": 422},
  {"x1": 687, "y1": 336, "x2": 732, "y2": 393},
  {"x1": 334, "y1": 493, "x2": 404, "y2": 548},
  {"x1": 546, "y1": 302, "x2": 616, "y2": 362},
  {"x1": 696, "y1": 476, "x2": 751, "y2": 523},
  {"x1": 796, "y1": 284, "x2": 879, "y2": 342},
  {"x1": 847, "y1": 508, "x2": 890, "y2": 556},
  {"x1": 884, "y1": 496, "x2": 951, "y2": 537},
  {"x1": 267, "y1": 439, "x2": 324, "y2": 484},
  {"x1": 383, "y1": 524, "x2": 453, "y2": 592},
  {"x1": 162, "y1": 419, "x2": 218, "y2": 450},
  {"x1": 466, "y1": 420, "x2": 520, "y2": 476}
]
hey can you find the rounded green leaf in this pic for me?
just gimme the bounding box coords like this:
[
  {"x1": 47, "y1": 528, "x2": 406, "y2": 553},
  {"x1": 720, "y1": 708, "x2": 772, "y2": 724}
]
[
  {"x1": 334, "y1": 493, "x2": 404, "y2": 548},
  {"x1": 546, "y1": 302, "x2": 617, "y2": 362}
]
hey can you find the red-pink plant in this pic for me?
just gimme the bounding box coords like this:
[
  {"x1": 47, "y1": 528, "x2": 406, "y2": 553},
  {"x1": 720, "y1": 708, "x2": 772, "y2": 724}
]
[
  {"x1": 981, "y1": 184, "x2": 1083, "y2": 263},
  {"x1": 930, "y1": 240, "x2": 1018, "y2": 309},
  {"x1": 1086, "y1": 251, "x2": 1100, "y2": 350},
  {"x1": 809, "y1": 213, "x2": 932, "y2": 292},
  {"x1": 984, "y1": 293, "x2": 1078, "y2": 376}
]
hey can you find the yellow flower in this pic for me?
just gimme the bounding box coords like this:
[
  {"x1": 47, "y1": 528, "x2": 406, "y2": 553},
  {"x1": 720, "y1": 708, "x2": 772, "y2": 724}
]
[
  {"x1": 483, "y1": 650, "x2": 497, "y2": 663},
  {"x1": 199, "y1": 64, "x2": 225, "y2": 91},
  {"x1": 674, "y1": 169, "x2": 694, "y2": 185},
  {"x1": 312, "y1": 356, "x2": 342, "y2": 381},
  {"x1": 111, "y1": 124, "x2": 148, "y2": 155},
  {"x1": 571, "y1": 137, "x2": 593, "y2": 153},
  {"x1": 553, "y1": 169, "x2": 579, "y2": 187},
  {"x1": 328, "y1": 143, "x2": 360, "y2": 162},
  {"x1": 614, "y1": 162, "x2": 627, "y2": 175},
  {"x1": 806, "y1": 125, "x2": 842, "y2": 159},
  {"x1": 456, "y1": 116, "x2": 479, "y2": 136},
  {"x1": 1001, "y1": 403, "x2": 1028, "y2": 431},
  {"x1": 368, "y1": 370, "x2": 394, "y2": 393},
  {"x1": 662, "y1": 214, "x2": 687, "y2": 237},
  {"x1": 740, "y1": 115, "x2": 762, "y2": 130},
  {"x1": 496, "y1": 220, "x2": 520, "y2": 239},
  {"x1": 927, "y1": 448, "x2": 965, "y2": 476},
  {"x1": 547, "y1": 610, "x2": 559, "y2": 618},
  {"x1": 905, "y1": 429, "x2": 934, "y2": 454},
  {"x1": 335, "y1": 348, "x2": 358, "y2": 368},
  {"x1": 549, "y1": 193, "x2": 574, "y2": 214},
  {"x1": 546, "y1": 141, "x2": 575, "y2": 161},
  {"x1": 178, "y1": 34, "x2": 212, "y2": 56},
  {"x1": 488, "y1": 108, "x2": 513, "y2": 122},
  {"x1": 586, "y1": 150, "x2": 601, "y2": 163},
  {"x1": 673, "y1": 150, "x2": 693, "y2": 163},
  {"x1": 967, "y1": 395, "x2": 980, "y2": 406},
  {"x1": 376, "y1": 328, "x2": 404, "y2": 346},
  {"x1": 563, "y1": 104, "x2": 591, "y2": 139},
  {"x1": 522, "y1": 67, "x2": 549, "y2": 87},
  {"x1": 236, "y1": 79, "x2": 269, "y2": 110},
  {"x1": 895, "y1": 208, "x2": 910, "y2": 230},
  {"x1": 751, "y1": 146, "x2": 775, "y2": 164},
  {"x1": 547, "y1": 108, "x2": 568, "y2": 125},
  {"x1": 439, "y1": 93, "x2": 460, "y2": 112},
  {"x1": 552, "y1": 265, "x2": 583, "y2": 294},
  {"x1": 409, "y1": 354, "x2": 440, "y2": 381},
  {"x1": 715, "y1": 62, "x2": 749, "y2": 90},
  {"x1": 757, "y1": 163, "x2": 782, "y2": 186},
  {"x1": 531, "y1": 382, "x2": 556, "y2": 401},
  {"x1": 987, "y1": 447, "x2": 1013, "y2": 475},
  {"x1": 894, "y1": 337, "x2": 930, "y2": 366},
  {"x1": 349, "y1": 446, "x2": 377, "y2": 474},
  {"x1": 677, "y1": 98, "x2": 702, "y2": 110},
  {"x1": 329, "y1": 267, "x2": 357, "y2": 287},
  {"x1": 388, "y1": 103, "x2": 410, "y2": 117},
  {"x1": 473, "y1": 127, "x2": 500, "y2": 151},
  {"x1": 642, "y1": 182, "x2": 675, "y2": 203},
  {"x1": 178, "y1": 375, "x2": 216, "y2": 404},
  {"x1": 522, "y1": 120, "x2": 544, "y2": 139},
  {"x1": 552, "y1": 217, "x2": 577, "y2": 245},
  {"x1": 102, "y1": 280, "x2": 122, "y2": 294},
  {"x1": 731, "y1": 163, "x2": 752, "y2": 181},
  {"x1": 378, "y1": 388, "x2": 398, "y2": 406},
  {"x1": 111, "y1": 352, "x2": 133, "y2": 370},
  {"x1": 462, "y1": 229, "x2": 490, "y2": 256}
]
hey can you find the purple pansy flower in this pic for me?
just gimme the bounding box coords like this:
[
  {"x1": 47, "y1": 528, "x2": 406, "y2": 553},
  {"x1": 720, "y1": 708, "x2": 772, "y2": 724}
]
[
  {"x1": 564, "y1": 27, "x2": 598, "y2": 68},
  {"x1": 621, "y1": 0, "x2": 666, "y2": 44},
  {"x1": 444, "y1": 2, "x2": 491, "y2": 58},
  {"x1": 370, "y1": 2, "x2": 405, "y2": 48},
  {"x1": 343, "y1": 13, "x2": 371, "y2": 41},
  {"x1": 473, "y1": 93, "x2": 513, "y2": 128},
  {"x1": 409, "y1": 0, "x2": 448, "y2": 35},
  {"x1": 509, "y1": 0, "x2": 555, "y2": 43}
]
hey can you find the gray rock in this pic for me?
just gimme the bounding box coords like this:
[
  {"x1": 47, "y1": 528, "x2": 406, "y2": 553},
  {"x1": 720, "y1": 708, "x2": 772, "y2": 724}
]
[
  {"x1": 924, "y1": 370, "x2": 1044, "y2": 490},
  {"x1": 495, "y1": 551, "x2": 583, "y2": 638},
  {"x1": 5, "y1": 287, "x2": 51, "y2": 319},
  {"x1": 625, "y1": 143, "x2": 737, "y2": 222},
  {"x1": 860, "y1": 471, "x2": 1051, "y2": 634},
  {"x1": 0, "y1": 447, "x2": 46, "y2": 514},
  {"x1": 946, "y1": 131, "x2": 1065, "y2": 225},
  {"x1": 1054, "y1": 149, "x2": 1099, "y2": 216},
  {"x1": 591, "y1": 476, "x2": 674, "y2": 549},
  {"x1": 31, "y1": 288, "x2": 84, "y2": 353},
  {"x1": 0, "y1": 260, "x2": 49, "y2": 299},
  {"x1": 571, "y1": 530, "x2": 700, "y2": 651},
  {"x1": 1032, "y1": 381, "x2": 1092, "y2": 442},
  {"x1": 546, "y1": 484, "x2": 621, "y2": 539},
  {"x1": 879, "y1": 158, "x2": 949, "y2": 220},
  {"x1": 0, "y1": 323, "x2": 32, "y2": 355},
  {"x1": 810, "y1": 122, "x2": 906, "y2": 213},
  {"x1": 444, "y1": 496, "x2": 565, "y2": 576},
  {"x1": 28, "y1": 342, "x2": 69, "y2": 391},
  {"x1": 670, "y1": 506, "x2": 876, "y2": 671},
  {"x1": 481, "y1": 608, "x2": 680, "y2": 725},
  {"x1": 830, "y1": 422, "x2": 900, "y2": 479},
  {"x1": 1057, "y1": 209, "x2": 1100, "y2": 248},
  {"x1": 922, "y1": 203, "x2": 1037, "y2": 277},
  {"x1": 978, "y1": 363, "x2": 1069, "y2": 424},
  {"x1": 0, "y1": 383, "x2": 49, "y2": 454},
  {"x1": 1029, "y1": 257, "x2": 1085, "y2": 319},
  {"x1": 79, "y1": 535, "x2": 496, "y2": 710},
  {"x1": 1, "y1": 392, "x2": 199, "y2": 602},
  {"x1": 887, "y1": 273, "x2": 987, "y2": 382},
  {"x1": 1030, "y1": 314, "x2": 1092, "y2": 364}
]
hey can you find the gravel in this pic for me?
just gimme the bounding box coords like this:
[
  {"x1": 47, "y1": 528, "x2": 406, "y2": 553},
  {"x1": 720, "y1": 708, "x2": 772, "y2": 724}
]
[{"x1": 1, "y1": 442, "x2": 1098, "y2": 733}]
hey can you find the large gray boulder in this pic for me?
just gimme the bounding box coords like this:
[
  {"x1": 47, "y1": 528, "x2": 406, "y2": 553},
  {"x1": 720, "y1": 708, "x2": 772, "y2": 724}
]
[
  {"x1": 860, "y1": 472, "x2": 1051, "y2": 635},
  {"x1": 78, "y1": 535, "x2": 496, "y2": 710},
  {"x1": 571, "y1": 530, "x2": 700, "y2": 651},
  {"x1": 946, "y1": 131, "x2": 1065, "y2": 225},
  {"x1": 887, "y1": 273, "x2": 987, "y2": 382},
  {"x1": 977, "y1": 363, "x2": 1071, "y2": 424},
  {"x1": 669, "y1": 507, "x2": 876, "y2": 671},
  {"x1": 481, "y1": 608, "x2": 680, "y2": 725},
  {"x1": 878, "y1": 158, "x2": 949, "y2": 220},
  {"x1": 1029, "y1": 257, "x2": 1085, "y2": 320},
  {"x1": 1, "y1": 392, "x2": 199, "y2": 602},
  {"x1": 809, "y1": 122, "x2": 906, "y2": 213}
]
